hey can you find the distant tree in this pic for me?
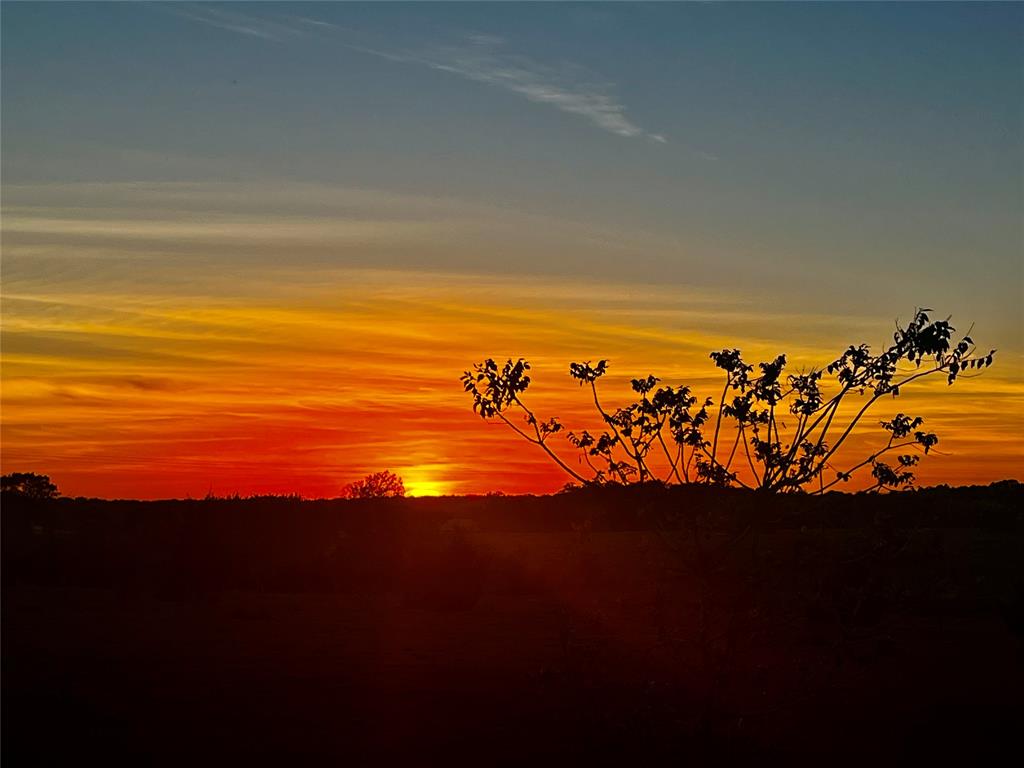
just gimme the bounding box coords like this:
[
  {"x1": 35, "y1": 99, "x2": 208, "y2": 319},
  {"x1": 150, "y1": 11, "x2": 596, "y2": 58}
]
[
  {"x1": 1, "y1": 472, "x2": 60, "y2": 500},
  {"x1": 462, "y1": 308, "x2": 994, "y2": 493},
  {"x1": 341, "y1": 470, "x2": 406, "y2": 499}
]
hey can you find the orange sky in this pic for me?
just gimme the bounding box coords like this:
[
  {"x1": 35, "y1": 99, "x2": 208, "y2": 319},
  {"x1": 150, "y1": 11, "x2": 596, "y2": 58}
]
[{"x1": 3, "y1": 261, "x2": 1021, "y2": 499}]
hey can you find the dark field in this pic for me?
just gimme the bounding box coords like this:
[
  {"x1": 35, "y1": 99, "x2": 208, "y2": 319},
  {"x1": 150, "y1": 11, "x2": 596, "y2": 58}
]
[{"x1": 4, "y1": 484, "x2": 1023, "y2": 765}]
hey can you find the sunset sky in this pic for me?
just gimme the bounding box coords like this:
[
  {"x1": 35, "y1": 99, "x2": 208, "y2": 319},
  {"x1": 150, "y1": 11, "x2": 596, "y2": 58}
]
[{"x1": 2, "y1": 2, "x2": 1022, "y2": 498}]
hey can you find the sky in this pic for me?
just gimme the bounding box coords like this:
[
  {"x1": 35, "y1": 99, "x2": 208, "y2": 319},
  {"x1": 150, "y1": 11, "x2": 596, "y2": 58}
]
[{"x1": 2, "y1": 1, "x2": 1022, "y2": 498}]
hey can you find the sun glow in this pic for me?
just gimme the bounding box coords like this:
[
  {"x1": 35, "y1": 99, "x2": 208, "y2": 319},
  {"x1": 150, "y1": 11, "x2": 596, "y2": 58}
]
[{"x1": 401, "y1": 468, "x2": 454, "y2": 497}]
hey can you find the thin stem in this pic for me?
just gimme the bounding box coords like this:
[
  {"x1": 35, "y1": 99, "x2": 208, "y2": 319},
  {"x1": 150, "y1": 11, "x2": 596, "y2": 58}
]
[
  {"x1": 724, "y1": 426, "x2": 742, "y2": 472},
  {"x1": 818, "y1": 439, "x2": 918, "y2": 494},
  {"x1": 507, "y1": 395, "x2": 588, "y2": 483},
  {"x1": 589, "y1": 380, "x2": 640, "y2": 466},
  {"x1": 657, "y1": 431, "x2": 685, "y2": 484},
  {"x1": 710, "y1": 377, "x2": 730, "y2": 465},
  {"x1": 810, "y1": 392, "x2": 882, "y2": 481},
  {"x1": 740, "y1": 425, "x2": 762, "y2": 487}
]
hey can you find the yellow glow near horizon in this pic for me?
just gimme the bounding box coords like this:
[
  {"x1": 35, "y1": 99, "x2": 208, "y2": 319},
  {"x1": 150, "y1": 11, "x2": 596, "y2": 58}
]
[{"x1": 401, "y1": 468, "x2": 455, "y2": 498}]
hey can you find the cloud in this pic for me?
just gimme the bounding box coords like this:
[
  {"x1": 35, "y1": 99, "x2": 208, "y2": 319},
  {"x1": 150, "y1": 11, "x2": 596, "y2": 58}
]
[
  {"x1": 0, "y1": 179, "x2": 685, "y2": 275},
  {"x1": 163, "y1": 3, "x2": 304, "y2": 42},
  {"x1": 165, "y1": 4, "x2": 665, "y2": 143},
  {"x1": 339, "y1": 33, "x2": 667, "y2": 143},
  {"x1": 0, "y1": 213, "x2": 450, "y2": 246},
  {"x1": 416, "y1": 36, "x2": 664, "y2": 142}
]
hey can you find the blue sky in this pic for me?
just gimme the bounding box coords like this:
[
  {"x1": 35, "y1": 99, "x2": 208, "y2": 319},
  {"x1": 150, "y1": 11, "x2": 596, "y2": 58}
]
[
  {"x1": 5, "y1": 3, "x2": 1020, "y2": 286},
  {"x1": 4, "y1": 2, "x2": 1021, "y2": 324}
]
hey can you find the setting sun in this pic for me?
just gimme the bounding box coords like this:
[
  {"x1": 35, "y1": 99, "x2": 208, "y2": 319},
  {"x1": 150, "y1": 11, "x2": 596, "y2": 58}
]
[{"x1": 401, "y1": 467, "x2": 455, "y2": 498}]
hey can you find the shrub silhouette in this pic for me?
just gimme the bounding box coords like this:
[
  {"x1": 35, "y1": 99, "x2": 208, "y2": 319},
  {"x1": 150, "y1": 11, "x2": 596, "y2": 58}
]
[
  {"x1": 341, "y1": 470, "x2": 406, "y2": 499},
  {"x1": 462, "y1": 308, "x2": 994, "y2": 493},
  {"x1": 1, "y1": 472, "x2": 59, "y2": 500}
]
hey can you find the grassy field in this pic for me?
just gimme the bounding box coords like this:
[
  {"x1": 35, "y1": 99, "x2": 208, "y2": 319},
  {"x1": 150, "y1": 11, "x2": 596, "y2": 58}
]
[{"x1": 4, "y1": 484, "x2": 1022, "y2": 764}]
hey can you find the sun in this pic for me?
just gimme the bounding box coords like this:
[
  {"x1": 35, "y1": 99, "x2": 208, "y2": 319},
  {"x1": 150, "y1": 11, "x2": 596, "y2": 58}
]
[{"x1": 401, "y1": 467, "x2": 453, "y2": 497}]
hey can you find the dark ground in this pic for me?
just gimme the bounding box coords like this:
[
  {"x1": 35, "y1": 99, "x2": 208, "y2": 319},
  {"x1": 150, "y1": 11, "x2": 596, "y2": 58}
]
[{"x1": 3, "y1": 483, "x2": 1023, "y2": 765}]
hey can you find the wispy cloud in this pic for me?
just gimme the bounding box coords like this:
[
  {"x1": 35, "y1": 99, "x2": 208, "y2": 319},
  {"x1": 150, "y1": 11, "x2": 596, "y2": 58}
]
[
  {"x1": 165, "y1": 5, "x2": 665, "y2": 143},
  {"x1": 163, "y1": 3, "x2": 304, "y2": 42},
  {"x1": 410, "y1": 35, "x2": 667, "y2": 143},
  {"x1": 326, "y1": 28, "x2": 667, "y2": 142}
]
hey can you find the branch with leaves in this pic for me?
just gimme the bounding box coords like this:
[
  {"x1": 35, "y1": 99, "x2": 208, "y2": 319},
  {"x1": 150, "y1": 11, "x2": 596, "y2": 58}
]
[{"x1": 461, "y1": 309, "x2": 994, "y2": 494}]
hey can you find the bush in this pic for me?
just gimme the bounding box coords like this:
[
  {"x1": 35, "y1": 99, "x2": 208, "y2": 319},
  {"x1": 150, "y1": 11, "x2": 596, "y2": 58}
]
[
  {"x1": 341, "y1": 470, "x2": 406, "y2": 499},
  {"x1": 462, "y1": 308, "x2": 994, "y2": 493},
  {"x1": 1, "y1": 472, "x2": 59, "y2": 500}
]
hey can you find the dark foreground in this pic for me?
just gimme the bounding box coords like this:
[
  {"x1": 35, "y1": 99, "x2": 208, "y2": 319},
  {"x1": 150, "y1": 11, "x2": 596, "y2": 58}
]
[{"x1": 4, "y1": 483, "x2": 1023, "y2": 765}]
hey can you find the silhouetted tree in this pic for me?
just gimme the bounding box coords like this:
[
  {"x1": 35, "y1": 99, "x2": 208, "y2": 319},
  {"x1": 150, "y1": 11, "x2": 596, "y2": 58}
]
[
  {"x1": 341, "y1": 470, "x2": 406, "y2": 499},
  {"x1": 462, "y1": 309, "x2": 994, "y2": 493},
  {"x1": 1, "y1": 472, "x2": 59, "y2": 500}
]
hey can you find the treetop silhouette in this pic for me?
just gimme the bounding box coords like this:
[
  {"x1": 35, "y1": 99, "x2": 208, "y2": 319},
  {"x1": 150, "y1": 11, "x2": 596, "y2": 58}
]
[
  {"x1": 462, "y1": 309, "x2": 995, "y2": 493},
  {"x1": 1, "y1": 472, "x2": 60, "y2": 500},
  {"x1": 341, "y1": 470, "x2": 406, "y2": 499}
]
